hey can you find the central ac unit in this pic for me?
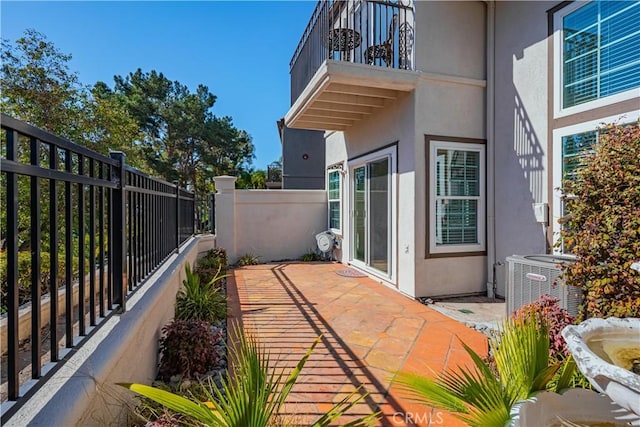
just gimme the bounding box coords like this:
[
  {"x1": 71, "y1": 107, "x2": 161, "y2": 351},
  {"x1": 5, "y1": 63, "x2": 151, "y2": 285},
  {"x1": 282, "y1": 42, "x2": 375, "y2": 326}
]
[{"x1": 506, "y1": 254, "x2": 582, "y2": 317}]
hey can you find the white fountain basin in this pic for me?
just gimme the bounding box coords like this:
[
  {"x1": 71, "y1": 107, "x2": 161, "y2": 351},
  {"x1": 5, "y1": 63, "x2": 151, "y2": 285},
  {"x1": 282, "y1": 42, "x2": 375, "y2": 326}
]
[
  {"x1": 511, "y1": 388, "x2": 640, "y2": 426},
  {"x1": 562, "y1": 317, "x2": 640, "y2": 416}
]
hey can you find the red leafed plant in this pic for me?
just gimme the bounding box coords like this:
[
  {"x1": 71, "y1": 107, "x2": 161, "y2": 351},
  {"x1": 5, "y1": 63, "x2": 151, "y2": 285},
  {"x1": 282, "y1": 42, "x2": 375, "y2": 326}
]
[
  {"x1": 561, "y1": 122, "x2": 640, "y2": 319},
  {"x1": 512, "y1": 295, "x2": 575, "y2": 359},
  {"x1": 158, "y1": 319, "x2": 223, "y2": 381}
]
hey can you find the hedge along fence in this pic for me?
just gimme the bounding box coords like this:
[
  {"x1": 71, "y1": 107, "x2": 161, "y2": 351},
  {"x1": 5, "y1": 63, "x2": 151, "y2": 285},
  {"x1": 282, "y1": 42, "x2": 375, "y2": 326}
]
[
  {"x1": 561, "y1": 122, "x2": 640, "y2": 319},
  {"x1": 0, "y1": 257, "x2": 106, "y2": 355},
  {"x1": 0, "y1": 251, "x2": 84, "y2": 315}
]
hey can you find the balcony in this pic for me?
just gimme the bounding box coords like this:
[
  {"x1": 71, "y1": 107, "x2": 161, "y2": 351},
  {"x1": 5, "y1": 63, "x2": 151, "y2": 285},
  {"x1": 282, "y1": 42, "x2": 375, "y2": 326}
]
[{"x1": 286, "y1": 0, "x2": 418, "y2": 131}]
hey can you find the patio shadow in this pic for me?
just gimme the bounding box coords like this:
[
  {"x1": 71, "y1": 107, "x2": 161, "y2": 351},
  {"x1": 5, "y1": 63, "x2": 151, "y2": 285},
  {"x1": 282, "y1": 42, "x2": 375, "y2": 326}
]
[{"x1": 228, "y1": 262, "x2": 488, "y2": 426}]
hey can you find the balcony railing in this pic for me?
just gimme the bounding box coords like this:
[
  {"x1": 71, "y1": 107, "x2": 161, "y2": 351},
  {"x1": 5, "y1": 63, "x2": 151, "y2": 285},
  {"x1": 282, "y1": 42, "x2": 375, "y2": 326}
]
[
  {"x1": 0, "y1": 114, "x2": 201, "y2": 416},
  {"x1": 267, "y1": 163, "x2": 283, "y2": 183},
  {"x1": 290, "y1": 0, "x2": 415, "y2": 103}
]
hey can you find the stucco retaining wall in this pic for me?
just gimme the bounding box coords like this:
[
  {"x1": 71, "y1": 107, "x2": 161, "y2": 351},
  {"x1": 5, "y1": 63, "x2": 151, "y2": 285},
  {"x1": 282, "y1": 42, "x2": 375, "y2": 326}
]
[{"x1": 3, "y1": 235, "x2": 215, "y2": 426}]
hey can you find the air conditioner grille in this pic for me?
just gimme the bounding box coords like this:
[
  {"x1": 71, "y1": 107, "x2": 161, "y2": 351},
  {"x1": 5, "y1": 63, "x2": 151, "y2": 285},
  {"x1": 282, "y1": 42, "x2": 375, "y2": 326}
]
[{"x1": 506, "y1": 255, "x2": 582, "y2": 317}]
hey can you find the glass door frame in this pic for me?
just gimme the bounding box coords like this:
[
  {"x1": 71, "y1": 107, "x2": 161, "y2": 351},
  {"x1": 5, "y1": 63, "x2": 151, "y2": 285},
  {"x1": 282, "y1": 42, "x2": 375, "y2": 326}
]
[{"x1": 347, "y1": 145, "x2": 397, "y2": 284}]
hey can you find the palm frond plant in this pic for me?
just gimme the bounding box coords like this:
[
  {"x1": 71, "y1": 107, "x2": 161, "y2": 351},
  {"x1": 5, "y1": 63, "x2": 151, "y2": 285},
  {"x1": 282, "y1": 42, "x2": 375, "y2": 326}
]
[
  {"x1": 175, "y1": 263, "x2": 227, "y2": 323},
  {"x1": 121, "y1": 322, "x2": 379, "y2": 427},
  {"x1": 394, "y1": 317, "x2": 575, "y2": 427}
]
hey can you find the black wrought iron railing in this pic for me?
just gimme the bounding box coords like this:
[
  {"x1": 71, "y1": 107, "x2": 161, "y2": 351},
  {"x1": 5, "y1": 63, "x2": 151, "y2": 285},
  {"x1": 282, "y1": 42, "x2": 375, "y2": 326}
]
[
  {"x1": 195, "y1": 194, "x2": 215, "y2": 235},
  {"x1": 267, "y1": 163, "x2": 283, "y2": 183},
  {"x1": 290, "y1": 0, "x2": 415, "y2": 103},
  {"x1": 0, "y1": 114, "x2": 198, "y2": 413}
]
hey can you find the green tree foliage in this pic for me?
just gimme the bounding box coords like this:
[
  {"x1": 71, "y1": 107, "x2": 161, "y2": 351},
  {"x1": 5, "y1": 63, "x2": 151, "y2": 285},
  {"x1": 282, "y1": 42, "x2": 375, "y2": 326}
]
[
  {"x1": 0, "y1": 30, "x2": 254, "y2": 309},
  {"x1": 250, "y1": 170, "x2": 267, "y2": 189},
  {"x1": 1, "y1": 29, "x2": 255, "y2": 190},
  {"x1": 1, "y1": 29, "x2": 84, "y2": 138},
  {"x1": 235, "y1": 169, "x2": 252, "y2": 189},
  {"x1": 0, "y1": 30, "x2": 135, "y2": 270},
  {"x1": 561, "y1": 122, "x2": 640, "y2": 319},
  {"x1": 236, "y1": 167, "x2": 279, "y2": 189},
  {"x1": 0, "y1": 29, "x2": 143, "y2": 160},
  {"x1": 109, "y1": 69, "x2": 255, "y2": 192},
  {"x1": 83, "y1": 82, "x2": 148, "y2": 170}
]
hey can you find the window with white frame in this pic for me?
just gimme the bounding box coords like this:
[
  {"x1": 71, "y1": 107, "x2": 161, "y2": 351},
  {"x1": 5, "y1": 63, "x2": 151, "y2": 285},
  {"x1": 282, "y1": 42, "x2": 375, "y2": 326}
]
[
  {"x1": 429, "y1": 140, "x2": 485, "y2": 255},
  {"x1": 328, "y1": 169, "x2": 342, "y2": 232},
  {"x1": 559, "y1": 0, "x2": 640, "y2": 110},
  {"x1": 553, "y1": 119, "x2": 639, "y2": 253}
]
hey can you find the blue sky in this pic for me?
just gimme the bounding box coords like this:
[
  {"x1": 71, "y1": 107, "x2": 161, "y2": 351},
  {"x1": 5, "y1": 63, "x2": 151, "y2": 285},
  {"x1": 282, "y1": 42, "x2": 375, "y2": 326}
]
[{"x1": 1, "y1": 1, "x2": 317, "y2": 170}]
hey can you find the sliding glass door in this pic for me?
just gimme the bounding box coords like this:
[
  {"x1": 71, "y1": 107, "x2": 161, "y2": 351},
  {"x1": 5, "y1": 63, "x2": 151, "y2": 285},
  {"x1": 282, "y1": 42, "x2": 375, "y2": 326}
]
[{"x1": 350, "y1": 154, "x2": 391, "y2": 276}]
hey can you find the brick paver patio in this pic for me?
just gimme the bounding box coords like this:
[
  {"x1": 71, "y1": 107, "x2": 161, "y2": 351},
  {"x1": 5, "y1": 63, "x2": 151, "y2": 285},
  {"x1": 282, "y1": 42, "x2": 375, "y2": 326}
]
[{"x1": 227, "y1": 263, "x2": 488, "y2": 426}]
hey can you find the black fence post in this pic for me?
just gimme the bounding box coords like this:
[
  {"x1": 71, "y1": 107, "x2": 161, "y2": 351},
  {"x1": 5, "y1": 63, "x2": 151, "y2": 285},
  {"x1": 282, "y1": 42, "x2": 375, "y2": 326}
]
[
  {"x1": 175, "y1": 182, "x2": 180, "y2": 253},
  {"x1": 30, "y1": 136, "x2": 42, "y2": 378},
  {"x1": 6, "y1": 129, "x2": 19, "y2": 401},
  {"x1": 210, "y1": 192, "x2": 215, "y2": 235},
  {"x1": 110, "y1": 152, "x2": 127, "y2": 312}
]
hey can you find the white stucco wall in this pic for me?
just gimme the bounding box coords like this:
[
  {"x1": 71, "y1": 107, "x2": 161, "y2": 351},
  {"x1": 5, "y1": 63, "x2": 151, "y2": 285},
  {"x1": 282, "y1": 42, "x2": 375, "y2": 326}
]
[
  {"x1": 493, "y1": 1, "x2": 552, "y2": 296},
  {"x1": 413, "y1": 77, "x2": 488, "y2": 297},
  {"x1": 326, "y1": 91, "x2": 416, "y2": 295},
  {"x1": 221, "y1": 189, "x2": 327, "y2": 264},
  {"x1": 325, "y1": 1, "x2": 489, "y2": 298},
  {"x1": 414, "y1": 1, "x2": 486, "y2": 80},
  {"x1": 3, "y1": 236, "x2": 215, "y2": 426},
  {"x1": 412, "y1": 0, "x2": 488, "y2": 297}
]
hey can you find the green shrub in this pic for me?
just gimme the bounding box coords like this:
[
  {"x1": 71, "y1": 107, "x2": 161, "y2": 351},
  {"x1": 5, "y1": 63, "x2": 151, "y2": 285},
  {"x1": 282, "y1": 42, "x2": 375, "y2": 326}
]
[
  {"x1": 237, "y1": 253, "x2": 259, "y2": 266},
  {"x1": 158, "y1": 319, "x2": 223, "y2": 381},
  {"x1": 0, "y1": 250, "x2": 70, "y2": 314},
  {"x1": 175, "y1": 263, "x2": 226, "y2": 323},
  {"x1": 195, "y1": 248, "x2": 227, "y2": 286},
  {"x1": 561, "y1": 122, "x2": 640, "y2": 319},
  {"x1": 300, "y1": 251, "x2": 322, "y2": 262}
]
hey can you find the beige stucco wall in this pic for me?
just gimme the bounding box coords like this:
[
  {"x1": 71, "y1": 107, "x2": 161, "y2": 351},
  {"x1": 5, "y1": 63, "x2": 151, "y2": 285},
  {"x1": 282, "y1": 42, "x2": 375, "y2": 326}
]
[
  {"x1": 414, "y1": 1, "x2": 486, "y2": 80},
  {"x1": 325, "y1": 1, "x2": 489, "y2": 298},
  {"x1": 233, "y1": 190, "x2": 327, "y2": 263},
  {"x1": 4, "y1": 236, "x2": 215, "y2": 427},
  {"x1": 327, "y1": 90, "x2": 416, "y2": 295},
  {"x1": 214, "y1": 177, "x2": 327, "y2": 264},
  {"x1": 413, "y1": 76, "x2": 487, "y2": 297},
  {"x1": 412, "y1": 0, "x2": 488, "y2": 297},
  {"x1": 493, "y1": 1, "x2": 552, "y2": 295}
]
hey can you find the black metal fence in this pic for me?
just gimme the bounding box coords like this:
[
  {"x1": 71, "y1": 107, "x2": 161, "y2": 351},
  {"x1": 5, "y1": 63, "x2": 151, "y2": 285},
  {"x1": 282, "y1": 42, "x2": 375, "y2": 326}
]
[
  {"x1": 290, "y1": 0, "x2": 415, "y2": 103},
  {"x1": 0, "y1": 114, "x2": 199, "y2": 413},
  {"x1": 267, "y1": 163, "x2": 283, "y2": 184},
  {"x1": 195, "y1": 194, "x2": 215, "y2": 235}
]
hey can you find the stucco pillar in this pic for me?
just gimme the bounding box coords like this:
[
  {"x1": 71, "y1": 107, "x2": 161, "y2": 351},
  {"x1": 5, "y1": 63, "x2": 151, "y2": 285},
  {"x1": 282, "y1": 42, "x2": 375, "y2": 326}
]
[{"x1": 213, "y1": 176, "x2": 237, "y2": 263}]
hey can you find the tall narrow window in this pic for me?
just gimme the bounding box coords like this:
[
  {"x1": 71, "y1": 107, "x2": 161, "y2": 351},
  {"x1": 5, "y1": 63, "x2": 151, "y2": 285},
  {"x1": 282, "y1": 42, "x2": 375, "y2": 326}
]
[
  {"x1": 429, "y1": 140, "x2": 485, "y2": 255},
  {"x1": 328, "y1": 169, "x2": 341, "y2": 232},
  {"x1": 558, "y1": 130, "x2": 597, "y2": 253},
  {"x1": 562, "y1": 0, "x2": 640, "y2": 108}
]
